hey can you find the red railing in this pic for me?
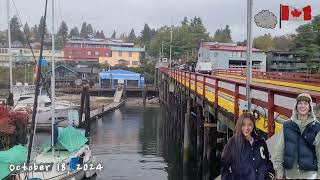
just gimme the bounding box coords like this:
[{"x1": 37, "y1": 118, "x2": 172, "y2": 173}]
[
  {"x1": 160, "y1": 68, "x2": 320, "y2": 137},
  {"x1": 212, "y1": 68, "x2": 320, "y2": 85}
]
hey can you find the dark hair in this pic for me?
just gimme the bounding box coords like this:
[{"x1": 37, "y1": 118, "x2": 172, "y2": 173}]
[{"x1": 222, "y1": 113, "x2": 257, "y2": 169}]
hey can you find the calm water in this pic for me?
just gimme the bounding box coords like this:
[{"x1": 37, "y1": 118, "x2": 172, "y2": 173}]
[
  {"x1": 33, "y1": 104, "x2": 183, "y2": 180},
  {"x1": 89, "y1": 105, "x2": 182, "y2": 180}
]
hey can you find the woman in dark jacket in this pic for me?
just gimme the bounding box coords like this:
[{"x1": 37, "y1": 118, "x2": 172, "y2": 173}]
[{"x1": 221, "y1": 112, "x2": 275, "y2": 180}]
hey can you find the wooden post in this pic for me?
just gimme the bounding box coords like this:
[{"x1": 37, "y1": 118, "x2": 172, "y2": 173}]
[
  {"x1": 142, "y1": 85, "x2": 146, "y2": 107},
  {"x1": 183, "y1": 97, "x2": 191, "y2": 180},
  {"x1": 78, "y1": 86, "x2": 86, "y2": 127},
  {"x1": 203, "y1": 106, "x2": 218, "y2": 180},
  {"x1": 85, "y1": 86, "x2": 90, "y2": 144},
  {"x1": 234, "y1": 83, "x2": 239, "y2": 122},
  {"x1": 196, "y1": 106, "x2": 204, "y2": 180}
]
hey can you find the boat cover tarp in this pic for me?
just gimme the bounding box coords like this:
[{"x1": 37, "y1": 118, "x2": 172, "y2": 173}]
[
  {"x1": 58, "y1": 125, "x2": 88, "y2": 152},
  {"x1": 38, "y1": 126, "x2": 87, "y2": 153},
  {"x1": 0, "y1": 145, "x2": 27, "y2": 179}
]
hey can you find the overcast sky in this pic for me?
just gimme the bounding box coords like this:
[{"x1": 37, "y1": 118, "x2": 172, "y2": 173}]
[{"x1": 0, "y1": 0, "x2": 319, "y2": 42}]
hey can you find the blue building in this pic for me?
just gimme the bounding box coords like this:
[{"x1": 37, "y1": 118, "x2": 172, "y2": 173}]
[{"x1": 99, "y1": 69, "x2": 144, "y2": 89}]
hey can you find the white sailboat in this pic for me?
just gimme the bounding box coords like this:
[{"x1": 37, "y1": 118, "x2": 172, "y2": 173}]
[{"x1": 13, "y1": 0, "x2": 98, "y2": 179}]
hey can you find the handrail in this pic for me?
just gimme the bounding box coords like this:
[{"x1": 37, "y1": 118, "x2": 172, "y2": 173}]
[
  {"x1": 160, "y1": 67, "x2": 320, "y2": 137},
  {"x1": 211, "y1": 68, "x2": 320, "y2": 85}
]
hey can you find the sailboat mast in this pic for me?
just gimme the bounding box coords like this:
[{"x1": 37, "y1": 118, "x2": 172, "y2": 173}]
[
  {"x1": 27, "y1": 0, "x2": 49, "y2": 164},
  {"x1": 51, "y1": 0, "x2": 56, "y2": 155},
  {"x1": 7, "y1": 0, "x2": 13, "y2": 93}
]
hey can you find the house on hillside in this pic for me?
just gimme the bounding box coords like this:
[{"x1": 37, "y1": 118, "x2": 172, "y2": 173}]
[{"x1": 46, "y1": 64, "x2": 99, "y2": 87}]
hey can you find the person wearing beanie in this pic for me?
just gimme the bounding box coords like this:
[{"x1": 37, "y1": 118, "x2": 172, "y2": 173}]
[{"x1": 272, "y1": 93, "x2": 320, "y2": 179}]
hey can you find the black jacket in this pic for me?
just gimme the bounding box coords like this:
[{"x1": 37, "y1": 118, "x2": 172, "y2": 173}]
[{"x1": 221, "y1": 135, "x2": 275, "y2": 180}]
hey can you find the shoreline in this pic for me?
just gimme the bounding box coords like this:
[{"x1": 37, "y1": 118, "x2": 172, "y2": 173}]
[{"x1": 58, "y1": 95, "x2": 160, "y2": 110}]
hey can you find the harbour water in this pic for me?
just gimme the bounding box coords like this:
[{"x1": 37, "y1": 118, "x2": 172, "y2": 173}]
[{"x1": 34, "y1": 104, "x2": 184, "y2": 180}]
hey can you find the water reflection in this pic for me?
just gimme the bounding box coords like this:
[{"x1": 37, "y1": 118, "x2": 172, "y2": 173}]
[{"x1": 90, "y1": 105, "x2": 183, "y2": 180}]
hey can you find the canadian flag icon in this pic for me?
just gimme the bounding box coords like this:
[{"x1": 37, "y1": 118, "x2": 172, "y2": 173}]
[{"x1": 281, "y1": 5, "x2": 312, "y2": 21}]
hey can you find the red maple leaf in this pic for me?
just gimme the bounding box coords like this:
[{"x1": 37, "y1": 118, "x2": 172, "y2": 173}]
[{"x1": 291, "y1": 9, "x2": 302, "y2": 17}]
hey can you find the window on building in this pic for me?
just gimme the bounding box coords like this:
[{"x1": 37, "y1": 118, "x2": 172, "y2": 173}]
[
  {"x1": 82, "y1": 73, "x2": 87, "y2": 80},
  {"x1": 87, "y1": 51, "x2": 91, "y2": 55},
  {"x1": 105, "y1": 51, "x2": 109, "y2": 56},
  {"x1": 118, "y1": 59, "x2": 129, "y2": 65},
  {"x1": 241, "y1": 52, "x2": 246, "y2": 58},
  {"x1": 132, "y1": 61, "x2": 139, "y2": 66},
  {"x1": 129, "y1": 52, "x2": 132, "y2": 57},
  {"x1": 119, "y1": 51, "x2": 122, "y2": 57},
  {"x1": 23, "y1": 49, "x2": 30, "y2": 54},
  {"x1": 95, "y1": 51, "x2": 99, "y2": 56},
  {"x1": 0, "y1": 49, "x2": 8, "y2": 54}
]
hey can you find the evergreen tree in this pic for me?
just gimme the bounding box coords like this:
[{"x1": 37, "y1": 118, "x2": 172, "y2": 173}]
[
  {"x1": 86, "y1": 24, "x2": 94, "y2": 38},
  {"x1": 80, "y1": 22, "x2": 87, "y2": 38},
  {"x1": 181, "y1": 17, "x2": 188, "y2": 26},
  {"x1": 100, "y1": 30, "x2": 105, "y2": 39},
  {"x1": 94, "y1": 31, "x2": 100, "y2": 38},
  {"x1": 140, "y1": 24, "x2": 153, "y2": 46},
  {"x1": 10, "y1": 16, "x2": 24, "y2": 43},
  {"x1": 212, "y1": 25, "x2": 233, "y2": 43},
  {"x1": 69, "y1": 27, "x2": 80, "y2": 38},
  {"x1": 30, "y1": 25, "x2": 38, "y2": 40},
  {"x1": 23, "y1": 23, "x2": 31, "y2": 39},
  {"x1": 111, "y1": 30, "x2": 116, "y2": 39},
  {"x1": 119, "y1": 33, "x2": 127, "y2": 41},
  {"x1": 37, "y1": 16, "x2": 48, "y2": 39},
  {"x1": 224, "y1": 25, "x2": 232, "y2": 42},
  {"x1": 292, "y1": 15, "x2": 320, "y2": 73},
  {"x1": 147, "y1": 17, "x2": 210, "y2": 62},
  {"x1": 57, "y1": 21, "x2": 68, "y2": 45},
  {"x1": 128, "y1": 28, "x2": 136, "y2": 42}
]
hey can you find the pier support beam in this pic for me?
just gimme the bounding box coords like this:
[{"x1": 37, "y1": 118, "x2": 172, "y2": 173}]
[
  {"x1": 183, "y1": 97, "x2": 191, "y2": 180},
  {"x1": 196, "y1": 105, "x2": 204, "y2": 180},
  {"x1": 142, "y1": 86, "x2": 146, "y2": 107},
  {"x1": 203, "y1": 105, "x2": 218, "y2": 179}
]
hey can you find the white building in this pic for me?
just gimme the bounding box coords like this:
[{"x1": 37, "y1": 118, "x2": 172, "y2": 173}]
[
  {"x1": 196, "y1": 42, "x2": 266, "y2": 73},
  {"x1": 0, "y1": 48, "x2": 65, "y2": 67}
]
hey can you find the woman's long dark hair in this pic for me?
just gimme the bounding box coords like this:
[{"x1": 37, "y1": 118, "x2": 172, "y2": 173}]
[{"x1": 222, "y1": 112, "x2": 257, "y2": 169}]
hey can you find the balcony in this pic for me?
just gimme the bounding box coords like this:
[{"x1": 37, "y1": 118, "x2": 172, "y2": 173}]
[{"x1": 269, "y1": 57, "x2": 300, "y2": 62}]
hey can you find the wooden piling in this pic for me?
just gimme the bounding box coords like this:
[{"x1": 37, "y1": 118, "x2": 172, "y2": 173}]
[
  {"x1": 142, "y1": 86, "x2": 146, "y2": 107},
  {"x1": 78, "y1": 86, "x2": 86, "y2": 127},
  {"x1": 85, "y1": 86, "x2": 91, "y2": 144},
  {"x1": 196, "y1": 106, "x2": 204, "y2": 180},
  {"x1": 203, "y1": 105, "x2": 218, "y2": 179},
  {"x1": 183, "y1": 97, "x2": 191, "y2": 180}
]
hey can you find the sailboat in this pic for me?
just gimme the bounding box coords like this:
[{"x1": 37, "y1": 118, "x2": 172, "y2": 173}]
[{"x1": 9, "y1": 0, "x2": 98, "y2": 179}]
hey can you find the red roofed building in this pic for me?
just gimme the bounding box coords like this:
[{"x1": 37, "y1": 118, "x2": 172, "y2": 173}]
[{"x1": 196, "y1": 42, "x2": 266, "y2": 73}]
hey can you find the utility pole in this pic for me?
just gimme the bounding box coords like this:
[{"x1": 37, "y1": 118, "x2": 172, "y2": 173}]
[
  {"x1": 169, "y1": 18, "x2": 173, "y2": 69},
  {"x1": 246, "y1": 0, "x2": 253, "y2": 112},
  {"x1": 51, "y1": 0, "x2": 56, "y2": 156},
  {"x1": 161, "y1": 41, "x2": 164, "y2": 60},
  {"x1": 7, "y1": 0, "x2": 13, "y2": 93}
]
